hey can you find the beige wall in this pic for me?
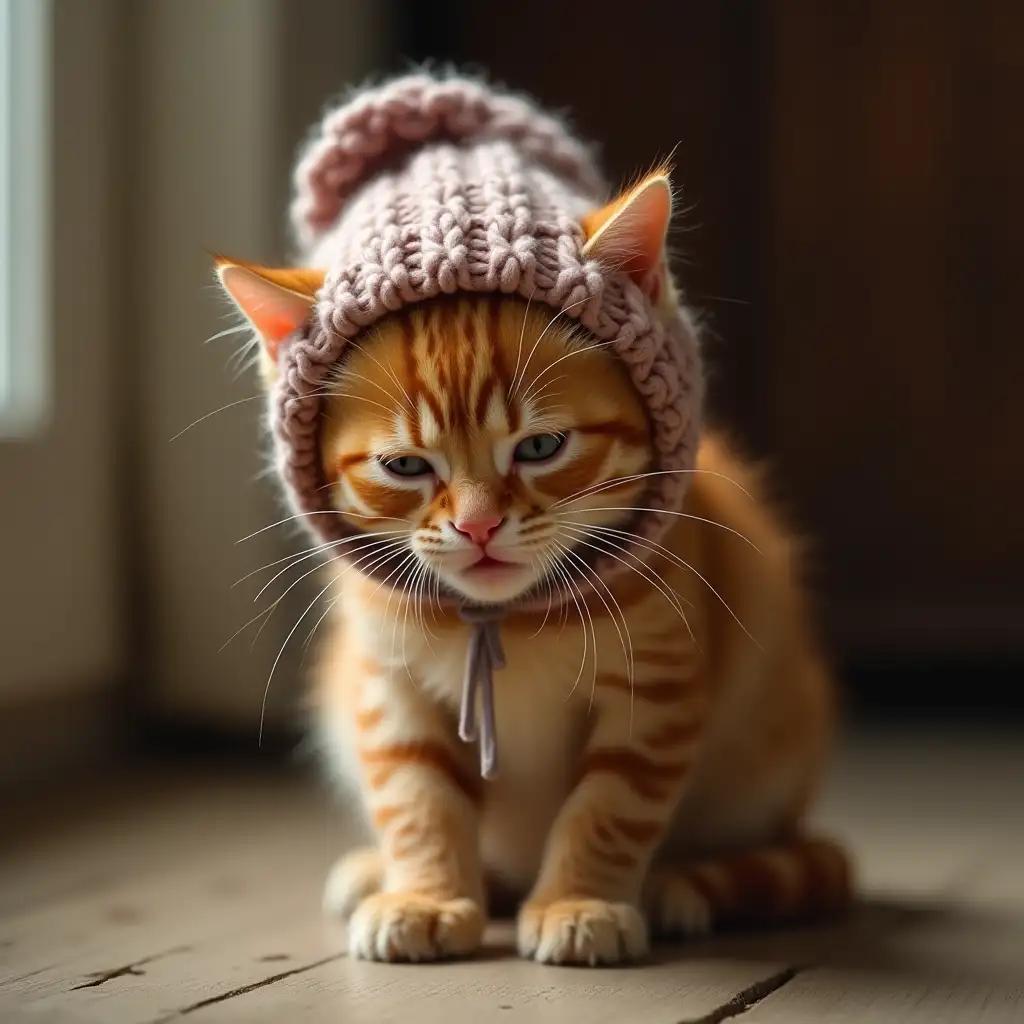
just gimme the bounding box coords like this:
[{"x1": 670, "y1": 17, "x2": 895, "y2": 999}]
[
  {"x1": 0, "y1": 1, "x2": 387, "y2": 751},
  {"x1": 134, "y1": 0, "x2": 386, "y2": 730},
  {"x1": 0, "y1": 0, "x2": 123, "y2": 704}
]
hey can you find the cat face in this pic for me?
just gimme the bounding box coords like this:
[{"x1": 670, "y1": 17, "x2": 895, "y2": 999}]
[
  {"x1": 215, "y1": 167, "x2": 678, "y2": 604},
  {"x1": 318, "y1": 296, "x2": 652, "y2": 604}
]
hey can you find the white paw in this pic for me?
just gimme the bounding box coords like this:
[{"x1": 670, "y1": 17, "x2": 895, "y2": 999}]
[
  {"x1": 646, "y1": 873, "x2": 713, "y2": 937},
  {"x1": 347, "y1": 892, "x2": 485, "y2": 962},
  {"x1": 322, "y1": 847, "x2": 382, "y2": 920},
  {"x1": 517, "y1": 899, "x2": 648, "y2": 966}
]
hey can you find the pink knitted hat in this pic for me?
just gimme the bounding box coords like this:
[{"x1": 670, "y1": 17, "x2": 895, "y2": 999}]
[{"x1": 274, "y1": 72, "x2": 704, "y2": 596}]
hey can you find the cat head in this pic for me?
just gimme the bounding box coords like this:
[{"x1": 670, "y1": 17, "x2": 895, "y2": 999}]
[{"x1": 217, "y1": 170, "x2": 679, "y2": 605}]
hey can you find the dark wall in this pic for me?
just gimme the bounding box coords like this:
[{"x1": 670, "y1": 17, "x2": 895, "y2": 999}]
[{"x1": 389, "y1": 1, "x2": 1024, "y2": 709}]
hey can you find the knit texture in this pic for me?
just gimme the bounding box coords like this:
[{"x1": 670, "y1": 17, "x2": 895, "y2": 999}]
[{"x1": 273, "y1": 72, "x2": 704, "y2": 598}]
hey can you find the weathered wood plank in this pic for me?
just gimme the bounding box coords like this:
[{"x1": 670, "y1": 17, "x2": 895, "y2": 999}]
[
  {"x1": 2, "y1": 729, "x2": 1022, "y2": 1023},
  {"x1": 743, "y1": 968, "x2": 1023, "y2": 1024},
  {"x1": 175, "y1": 941, "x2": 777, "y2": 1024}
]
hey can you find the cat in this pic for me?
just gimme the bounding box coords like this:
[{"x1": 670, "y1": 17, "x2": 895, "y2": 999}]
[{"x1": 215, "y1": 87, "x2": 851, "y2": 965}]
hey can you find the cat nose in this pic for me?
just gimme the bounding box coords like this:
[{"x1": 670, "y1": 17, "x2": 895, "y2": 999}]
[{"x1": 453, "y1": 513, "x2": 504, "y2": 546}]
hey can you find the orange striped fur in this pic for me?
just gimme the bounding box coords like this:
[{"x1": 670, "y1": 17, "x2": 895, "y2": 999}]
[
  {"x1": 290, "y1": 290, "x2": 852, "y2": 966},
  {"x1": 223, "y1": 176, "x2": 848, "y2": 965}
]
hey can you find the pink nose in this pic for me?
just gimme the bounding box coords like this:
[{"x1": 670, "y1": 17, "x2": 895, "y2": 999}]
[{"x1": 453, "y1": 513, "x2": 504, "y2": 546}]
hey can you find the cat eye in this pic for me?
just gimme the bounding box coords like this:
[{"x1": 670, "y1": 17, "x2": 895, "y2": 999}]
[
  {"x1": 513, "y1": 432, "x2": 566, "y2": 463},
  {"x1": 381, "y1": 454, "x2": 434, "y2": 478}
]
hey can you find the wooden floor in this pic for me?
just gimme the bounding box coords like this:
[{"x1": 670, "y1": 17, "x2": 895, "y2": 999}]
[{"x1": 2, "y1": 725, "x2": 1022, "y2": 1023}]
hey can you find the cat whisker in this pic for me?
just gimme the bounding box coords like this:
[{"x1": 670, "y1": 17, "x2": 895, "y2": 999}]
[
  {"x1": 556, "y1": 564, "x2": 571, "y2": 633},
  {"x1": 236, "y1": 509, "x2": 410, "y2": 544},
  {"x1": 529, "y1": 549, "x2": 558, "y2": 639},
  {"x1": 567, "y1": 520, "x2": 762, "y2": 650},
  {"x1": 406, "y1": 561, "x2": 433, "y2": 649},
  {"x1": 272, "y1": 385, "x2": 387, "y2": 402},
  {"x1": 340, "y1": 338, "x2": 418, "y2": 417},
  {"x1": 518, "y1": 336, "x2": 618, "y2": 406},
  {"x1": 523, "y1": 387, "x2": 566, "y2": 409},
  {"x1": 547, "y1": 553, "x2": 592, "y2": 701},
  {"x1": 230, "y1": 553, "x2": 336, "y2": 654},
  {"x1": 259, "y1": 576, "x2": 337, "y2": 743},
  {"x1": 555, "y1": 540, "x2": 635, "y2": 727},
  {"x1": 553, "y1": 467, "x2": 756, "y2": 508},
  {"x1": 557, "y1": 524, "x2": 697, "y2": 650},
  {"x1": 245, "y1": 536, "x2": 408, "y2": 653},
  {"x1": 519, "y1": 373, "x2": 569, "y2": 412},
  {"x1": 321, "y1": 390, "x2": 401, "y2": 419},
  {"x1": 521, "y1": 408, "x2": 572, "y2": 436},
  {"x1": 260, "y1": 549, "x2": 381, "y2": 745},
  {"x1": 556, "y1": 505, "x2": 763, "y2": 555},
  {"x1": 218, "y1": 604, "x2": 275, "y2": 655},
  {"x1": 558, "y1": 523, "x2": 695, "y2": 614},
  {"x1": 301, "y1": 543, "x2": 411, "y2": 670},
  {"x1": 254, "y1": 530, "x2": 406, "y2": 603},
  {"x1": 692, "y1": 293, "x2": 751, "y2": 307},
  {"x1": 510, "y1": 295, "x2": 591, "y2": 402},
  {"x1": 233, "y1": 539, "x2": 336, "y2": 588},
  {"x1": 418, "y1": 563, "x2": 442, "y2": 641},
  {"x1": 381, "y1": 557, "x2": 412, "y2": 664},
  {"x1": 302, "y1": 595, "x2": 339, "y2": 659},
  {"x1": 233, "y1": 530, "x2": 406, "y2": 588},
  {"x1": 169, "y1": 395, "x2": 265, "y2": 442},
  {"x1": 432, "y1": 570, "x2": 443, "y2": 628},
  {"x1": 370, "y1": 548, "x2": 418, "y2": 605},
  {"x1": 510, "y1": 289, "x2": 536, "y2": 403},
  {"x1": 392, "y1": 558, "x2": 437, "y2": 669},
  {"x1": 397, "y1": 561, "x2": 421, "y2": 677},
  {"x1": 407, "y1": 560, "x2": 439, "y2": 657},
  {"x1": 332, "y1": 365, "x2": 408, "y2": 416},
  {"x1": 381, "y1": 551, "x2": 420, "y2": 677}
]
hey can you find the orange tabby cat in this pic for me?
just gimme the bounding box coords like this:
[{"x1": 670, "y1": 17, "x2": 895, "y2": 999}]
[{"x1": 217, "y1": 170, "x2": 851, "y2": 966}]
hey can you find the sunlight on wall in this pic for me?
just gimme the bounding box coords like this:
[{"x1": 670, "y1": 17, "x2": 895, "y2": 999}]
[{"x1": 0, "y1": 0, "x2": 50, "y2": 436}]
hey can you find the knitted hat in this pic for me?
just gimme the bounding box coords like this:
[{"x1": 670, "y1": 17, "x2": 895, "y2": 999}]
[
  {"x1": 274, "y1": 72, "x2": 704, "y2": 596},
  {"x1": 215, "y1": 73, "x2": 708, "y2": 776}
]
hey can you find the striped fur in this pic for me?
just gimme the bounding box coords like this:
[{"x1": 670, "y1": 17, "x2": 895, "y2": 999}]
[{"x1": 301, "y1": 294, "x2": 851, "y2": 965}]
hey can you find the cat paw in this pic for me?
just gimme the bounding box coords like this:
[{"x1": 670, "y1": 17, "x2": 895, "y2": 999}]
[
  {"x1": 322, "y1": 847, "x2": 383, "y2": 920},
  {"x1": 517, "y1": 898, "x2": 649, "y2": 966},
  {"x1": 643, "y1": 869, "x2": 713, "y2": 937},
  {"x1": 347, "y1": 892, "x2": 485, "y2": 962}
]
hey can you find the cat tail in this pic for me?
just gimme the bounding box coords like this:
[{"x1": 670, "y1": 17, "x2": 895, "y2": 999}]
[
  {"x1": 289, "y1": 69, "x2": 607, "y2": 253},
  {"x1": 643, "y1": 835, "x2": 853, "y2": 937}
]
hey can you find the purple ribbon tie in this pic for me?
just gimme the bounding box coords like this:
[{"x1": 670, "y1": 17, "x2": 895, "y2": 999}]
[{"x1": 457, "y1": 606, "x2": 506, "y2": 779}]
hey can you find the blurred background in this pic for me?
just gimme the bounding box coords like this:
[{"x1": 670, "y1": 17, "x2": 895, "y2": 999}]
[{"x1": 1, "y1": 0, "x2": 1021, "y2": 792}]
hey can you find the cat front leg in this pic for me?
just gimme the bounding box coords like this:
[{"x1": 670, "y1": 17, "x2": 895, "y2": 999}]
[
  {"x1": 518, "y1": 672, "x2": 707, "y2": 965},
  {"x1": 342, "y1": 660, "x2": 486, "y2": 962}
]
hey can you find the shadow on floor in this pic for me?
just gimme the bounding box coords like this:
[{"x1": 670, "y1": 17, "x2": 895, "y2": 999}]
[{"x1": 644, "y1": 897, "x2": 1020, "y2": 989}]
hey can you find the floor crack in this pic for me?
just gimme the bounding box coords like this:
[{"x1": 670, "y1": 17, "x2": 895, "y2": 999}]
[
  {"x1": 676, "y1": 965, "x2": 803, "y2": 1024},
  {"x1": 70, "y1": 945, "x2": 192, "y2": 991},
  {"x1": 149, "y1": 953, "x2": 345, "y2": 1022}
]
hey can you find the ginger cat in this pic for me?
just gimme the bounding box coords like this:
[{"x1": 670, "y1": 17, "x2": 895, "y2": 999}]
[{"x1": 217, "y1": 170, "x2": 851, "y2": 966}]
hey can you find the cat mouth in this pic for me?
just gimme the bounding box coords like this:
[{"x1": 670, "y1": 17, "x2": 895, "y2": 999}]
[
  {"x1": 470, "y1": 554, "x2": 509, "y2": 569},
  {"x1": 461, "y1": 553, "x2": 527, "y2": 578}
]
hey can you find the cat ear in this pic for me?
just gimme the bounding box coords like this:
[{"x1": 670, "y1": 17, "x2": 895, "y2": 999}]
[
  {"x1": 581, "y1": 169, "x2": 673, "y2": 300},
  {"x1": 213, "y1": 256, "x2": 325, "y2": 360}
]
